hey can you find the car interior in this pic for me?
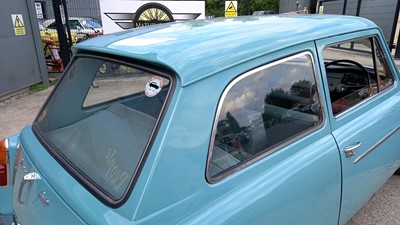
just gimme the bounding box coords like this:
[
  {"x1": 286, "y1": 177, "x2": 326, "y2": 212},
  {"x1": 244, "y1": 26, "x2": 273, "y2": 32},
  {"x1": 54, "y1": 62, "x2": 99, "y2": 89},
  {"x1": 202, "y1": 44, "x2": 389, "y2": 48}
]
[{"x1": 324, "y1": 37, "x2": 393, "y2": 116}]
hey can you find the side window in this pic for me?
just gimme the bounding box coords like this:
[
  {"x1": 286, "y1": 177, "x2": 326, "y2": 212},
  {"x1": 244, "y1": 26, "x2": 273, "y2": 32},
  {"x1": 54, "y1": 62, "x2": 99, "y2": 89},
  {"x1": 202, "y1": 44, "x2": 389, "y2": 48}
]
[
  {"x1": 373, "y1": 39, "x2": 394, "y2": 92},
  {"x1": 208, "y1": 53, "x2": 322, "y2": 180},
  {"x1": 70, "y1": 20, "x2": 83, "y2": 30},
  {"x1": 47, "y1": 22, "x2": 56, "y2": 29},
  {"x1": 323, "y1": 36, "x2": 394, "y2": 116}
]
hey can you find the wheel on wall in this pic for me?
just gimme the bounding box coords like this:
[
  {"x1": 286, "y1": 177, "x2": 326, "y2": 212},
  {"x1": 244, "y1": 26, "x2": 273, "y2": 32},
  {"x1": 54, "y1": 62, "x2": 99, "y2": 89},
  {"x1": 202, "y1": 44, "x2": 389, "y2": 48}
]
[{"x1": 133, "y1": 3, "x2": 174, "y2": 28}]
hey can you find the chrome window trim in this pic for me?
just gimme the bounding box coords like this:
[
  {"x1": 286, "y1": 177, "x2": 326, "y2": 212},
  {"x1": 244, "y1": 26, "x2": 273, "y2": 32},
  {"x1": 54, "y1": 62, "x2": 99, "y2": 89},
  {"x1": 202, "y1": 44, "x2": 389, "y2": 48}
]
[
  {"x1": 206, "y1": 51, "x2": 324, "y2": 183},
  {"x1": 333, "y1": 80, "x2": 397, "y2": 118}
]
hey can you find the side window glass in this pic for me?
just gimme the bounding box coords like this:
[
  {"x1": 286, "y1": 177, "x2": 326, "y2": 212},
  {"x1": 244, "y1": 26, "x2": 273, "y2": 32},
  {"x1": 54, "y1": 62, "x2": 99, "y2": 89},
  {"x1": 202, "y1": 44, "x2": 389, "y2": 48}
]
[
  {"x1": 47, "y1": 22, "x2": 56, "y2": 29},
  {"x1": 208, "y1": 53, "x2": 322, "y2": 179},
  {"x1": 70, "y1": 20, "x2": 82, "y2": 30},
  {"x1": 323, "y1": 36, "x2": 394, "y2": 116},
  {"x1": 373, "y1": 39, "x2": 394, "y2": 92}
]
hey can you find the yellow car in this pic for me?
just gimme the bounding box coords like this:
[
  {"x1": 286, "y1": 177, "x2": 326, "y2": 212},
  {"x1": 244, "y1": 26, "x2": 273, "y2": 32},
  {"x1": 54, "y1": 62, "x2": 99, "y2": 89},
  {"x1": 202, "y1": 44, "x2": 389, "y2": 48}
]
[
  {"x1": 39, "y1": 21, "x2": 77, "y2": 50},
  {"x1": 39, "y1": 22, "x2": 77, "y2": 71}
]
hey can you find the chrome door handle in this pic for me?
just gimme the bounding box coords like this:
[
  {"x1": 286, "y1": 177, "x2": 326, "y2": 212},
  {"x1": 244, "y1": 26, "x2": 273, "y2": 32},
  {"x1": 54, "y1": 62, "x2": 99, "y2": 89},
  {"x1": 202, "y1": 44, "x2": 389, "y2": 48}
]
[
  {"x1": 344, "y1": 142, "x2": 361, "y2": 158},
  {"x1": 17, "y1": 172, "x2": 41, "y2": 204}
]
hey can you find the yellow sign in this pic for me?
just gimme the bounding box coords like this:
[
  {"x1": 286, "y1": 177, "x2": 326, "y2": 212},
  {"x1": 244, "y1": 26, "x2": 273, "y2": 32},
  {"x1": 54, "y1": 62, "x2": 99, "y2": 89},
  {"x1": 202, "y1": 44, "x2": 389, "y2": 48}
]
[
  {"x1": 319, "y1": 6, "x2": 324, "y2": 14},
  {"x1": 11, "y1": 14, "x2": 26, "y2": 36},
  {"x1": 225, "y1": 1, "x2": 237, "y2": 17},
  {"x1": 15, "y1": 16, "x2": 24, "y2": 27}
]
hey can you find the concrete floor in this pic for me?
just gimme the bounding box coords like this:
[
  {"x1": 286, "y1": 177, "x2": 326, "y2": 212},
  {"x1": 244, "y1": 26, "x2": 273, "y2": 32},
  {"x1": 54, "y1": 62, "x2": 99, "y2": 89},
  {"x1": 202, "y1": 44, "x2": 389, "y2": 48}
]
[
  {"x1": 0, "y1": 86, "x2": 53, "y2": 139},
  {"x1": 347, "y1": 175, "x2": 400, "y2": 225}
]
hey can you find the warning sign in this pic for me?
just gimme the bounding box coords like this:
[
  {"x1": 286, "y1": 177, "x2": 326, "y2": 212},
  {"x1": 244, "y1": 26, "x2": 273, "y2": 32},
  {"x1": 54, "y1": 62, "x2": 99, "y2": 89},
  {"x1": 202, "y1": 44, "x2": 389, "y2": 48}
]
[
  {"x1": 11, "y1": 14, "x2": 26, "y2": 36},
  {"x1": 225, "y1": 1, "x2": 237, "y2": 17},
  {"x1": 318, "y1": 5, "x2": 324, "y2": 14}
]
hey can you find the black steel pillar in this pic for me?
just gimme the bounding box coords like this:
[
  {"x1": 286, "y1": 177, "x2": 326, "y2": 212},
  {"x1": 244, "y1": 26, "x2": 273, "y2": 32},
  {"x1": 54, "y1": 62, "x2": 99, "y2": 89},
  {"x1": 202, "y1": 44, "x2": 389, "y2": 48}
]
[
  {"x1": 395, "y1": 32, "x2": 400, "y2": 59},
  {"x1": 245, "y1": 0, "x2": 249, "y2": 15},
  {"x1": 52, "y1": 0, "x2": 70, "y2": 67},
  {"x1": 355, "y1": 0, "x2": 362, "y2": 16},
  {"x1": 390, "y1": 0, "x2": 400, "y2": 56},
  {"x1": 350, "y1": 0, "x2": 363, "y2": 50},
  {"x1": 61, "y1": 0, "x2": 73, "y2": 52},
  {"x1": 342, "y1": 0, "x2": 347, "y2": 15}
]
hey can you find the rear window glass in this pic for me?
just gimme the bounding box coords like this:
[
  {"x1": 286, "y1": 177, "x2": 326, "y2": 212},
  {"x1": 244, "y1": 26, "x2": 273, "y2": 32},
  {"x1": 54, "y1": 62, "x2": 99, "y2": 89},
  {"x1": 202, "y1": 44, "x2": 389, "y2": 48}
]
[{"x1": 35, "y1": 56, "x2": 172, "y2": 201}]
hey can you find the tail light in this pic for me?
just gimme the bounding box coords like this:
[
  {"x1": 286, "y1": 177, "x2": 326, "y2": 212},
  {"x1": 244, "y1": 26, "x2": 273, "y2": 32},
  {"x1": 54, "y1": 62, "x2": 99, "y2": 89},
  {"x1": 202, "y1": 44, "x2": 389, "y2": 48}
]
[{"x1": 0, "y1": 138, "x2": 9, "y2": 186}]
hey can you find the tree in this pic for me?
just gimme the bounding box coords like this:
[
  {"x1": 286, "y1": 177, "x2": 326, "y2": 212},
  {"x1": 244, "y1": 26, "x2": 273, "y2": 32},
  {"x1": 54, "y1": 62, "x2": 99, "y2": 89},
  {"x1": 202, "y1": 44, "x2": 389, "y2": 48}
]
[
  {"x1": 205, "y1": 0, "x2": 225, "y2": 17},
  {"x1": 238, "y1": 0, "x2": 279, "y2": 15},
  {"x1": 290, "y1": 79, "x2": 312, "y2": 98},
  {"x1": 226, "y1": 111, "x2": 242, "y2": 132}
]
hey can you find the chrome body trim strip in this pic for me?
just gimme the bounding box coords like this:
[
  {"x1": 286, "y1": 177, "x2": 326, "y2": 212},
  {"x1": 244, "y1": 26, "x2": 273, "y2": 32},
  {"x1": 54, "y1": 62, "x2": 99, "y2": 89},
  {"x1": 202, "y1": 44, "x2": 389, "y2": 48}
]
[
  {"x1": 334, "y1": 80, "x2": 396, "y2": 118},
  {"x1": 354, "y1": 124, "x2": 400, "y2": 164}
]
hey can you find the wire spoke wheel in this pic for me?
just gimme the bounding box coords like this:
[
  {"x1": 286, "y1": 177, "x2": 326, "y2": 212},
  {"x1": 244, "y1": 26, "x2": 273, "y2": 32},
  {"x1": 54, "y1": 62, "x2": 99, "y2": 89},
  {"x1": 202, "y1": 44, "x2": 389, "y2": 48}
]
[{"x1": 133, "y1": 3, "x2": 174, "y2": 28}]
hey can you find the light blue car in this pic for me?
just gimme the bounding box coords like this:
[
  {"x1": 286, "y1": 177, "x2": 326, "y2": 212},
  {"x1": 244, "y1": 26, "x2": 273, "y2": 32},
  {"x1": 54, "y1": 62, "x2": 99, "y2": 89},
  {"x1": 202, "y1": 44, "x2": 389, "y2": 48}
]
[{"x1": 1, "y1": 14, "x2": 400, "y2": 225}]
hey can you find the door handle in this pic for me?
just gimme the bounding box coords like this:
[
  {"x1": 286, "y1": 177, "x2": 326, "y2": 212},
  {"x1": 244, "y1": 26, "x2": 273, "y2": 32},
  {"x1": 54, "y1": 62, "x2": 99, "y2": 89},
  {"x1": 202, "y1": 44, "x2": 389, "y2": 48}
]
[
  {"x1": 17, "y1": 172, "x2": 41, "y2": 204},
  {"x1": 344, "y1": 142, "x2": 361, "y2": 158}
]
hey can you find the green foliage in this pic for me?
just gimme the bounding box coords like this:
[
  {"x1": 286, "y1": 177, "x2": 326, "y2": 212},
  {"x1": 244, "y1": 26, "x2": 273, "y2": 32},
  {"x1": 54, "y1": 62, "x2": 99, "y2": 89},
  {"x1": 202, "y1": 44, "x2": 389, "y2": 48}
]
[
  {"x1": 290, "y1": 79, "x2": 312, "y2": 97},
  {"x1": 30, "y1": 83, "x2": 48, "y2": 93},
  {"x1": 238, "y1": 0, "x2": 279, "y2": 15},
  {"x1": 226, "y1": 111, "x2": 241, "y2": 132},
  {"x1": 206, "y1": 0, "x2": 279, "y2": 17},
  {"x1": 205, "y1": 0, "x2": 225, "y2": 17}
]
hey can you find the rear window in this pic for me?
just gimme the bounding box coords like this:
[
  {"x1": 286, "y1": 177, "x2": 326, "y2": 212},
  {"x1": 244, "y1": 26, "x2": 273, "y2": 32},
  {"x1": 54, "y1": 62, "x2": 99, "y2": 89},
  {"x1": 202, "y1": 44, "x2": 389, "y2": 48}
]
[{"x1": 34, "y1": 56, "x2": 173, "y2": 202}]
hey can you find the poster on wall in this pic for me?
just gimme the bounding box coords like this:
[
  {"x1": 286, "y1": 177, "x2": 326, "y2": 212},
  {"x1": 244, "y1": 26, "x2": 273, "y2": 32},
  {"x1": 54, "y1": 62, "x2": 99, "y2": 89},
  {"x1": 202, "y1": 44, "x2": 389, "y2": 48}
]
[
  {"x1": 100, "y1": 0, "x2": 205, "y2": 34},
  {"x1": 35, "y1": 2, "x2": 44, "y2": 19}
]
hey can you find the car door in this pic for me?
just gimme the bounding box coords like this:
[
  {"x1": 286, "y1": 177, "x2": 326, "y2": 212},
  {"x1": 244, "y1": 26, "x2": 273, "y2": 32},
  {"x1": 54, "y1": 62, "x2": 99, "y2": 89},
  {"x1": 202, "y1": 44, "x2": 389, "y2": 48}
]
[{"x1": 316, "y1": 30, "x2": 400, "y2": 224}]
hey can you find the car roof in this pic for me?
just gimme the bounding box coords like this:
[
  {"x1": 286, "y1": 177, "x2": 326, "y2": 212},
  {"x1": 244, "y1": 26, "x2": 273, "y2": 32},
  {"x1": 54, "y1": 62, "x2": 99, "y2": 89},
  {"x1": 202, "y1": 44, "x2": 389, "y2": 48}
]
[{"x1": 73, "y1": 14, "x2": 378, "y2": 86}]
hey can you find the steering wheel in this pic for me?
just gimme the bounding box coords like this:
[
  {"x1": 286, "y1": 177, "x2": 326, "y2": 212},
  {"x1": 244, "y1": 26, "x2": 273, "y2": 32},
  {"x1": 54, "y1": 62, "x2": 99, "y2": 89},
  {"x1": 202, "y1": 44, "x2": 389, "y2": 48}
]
[
  {"x1": 326, "y1": 60, "x2": 371, "y2": 114},
  {"x1": 325, "y1": 59, "x2": 370, "y2": 92}
]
